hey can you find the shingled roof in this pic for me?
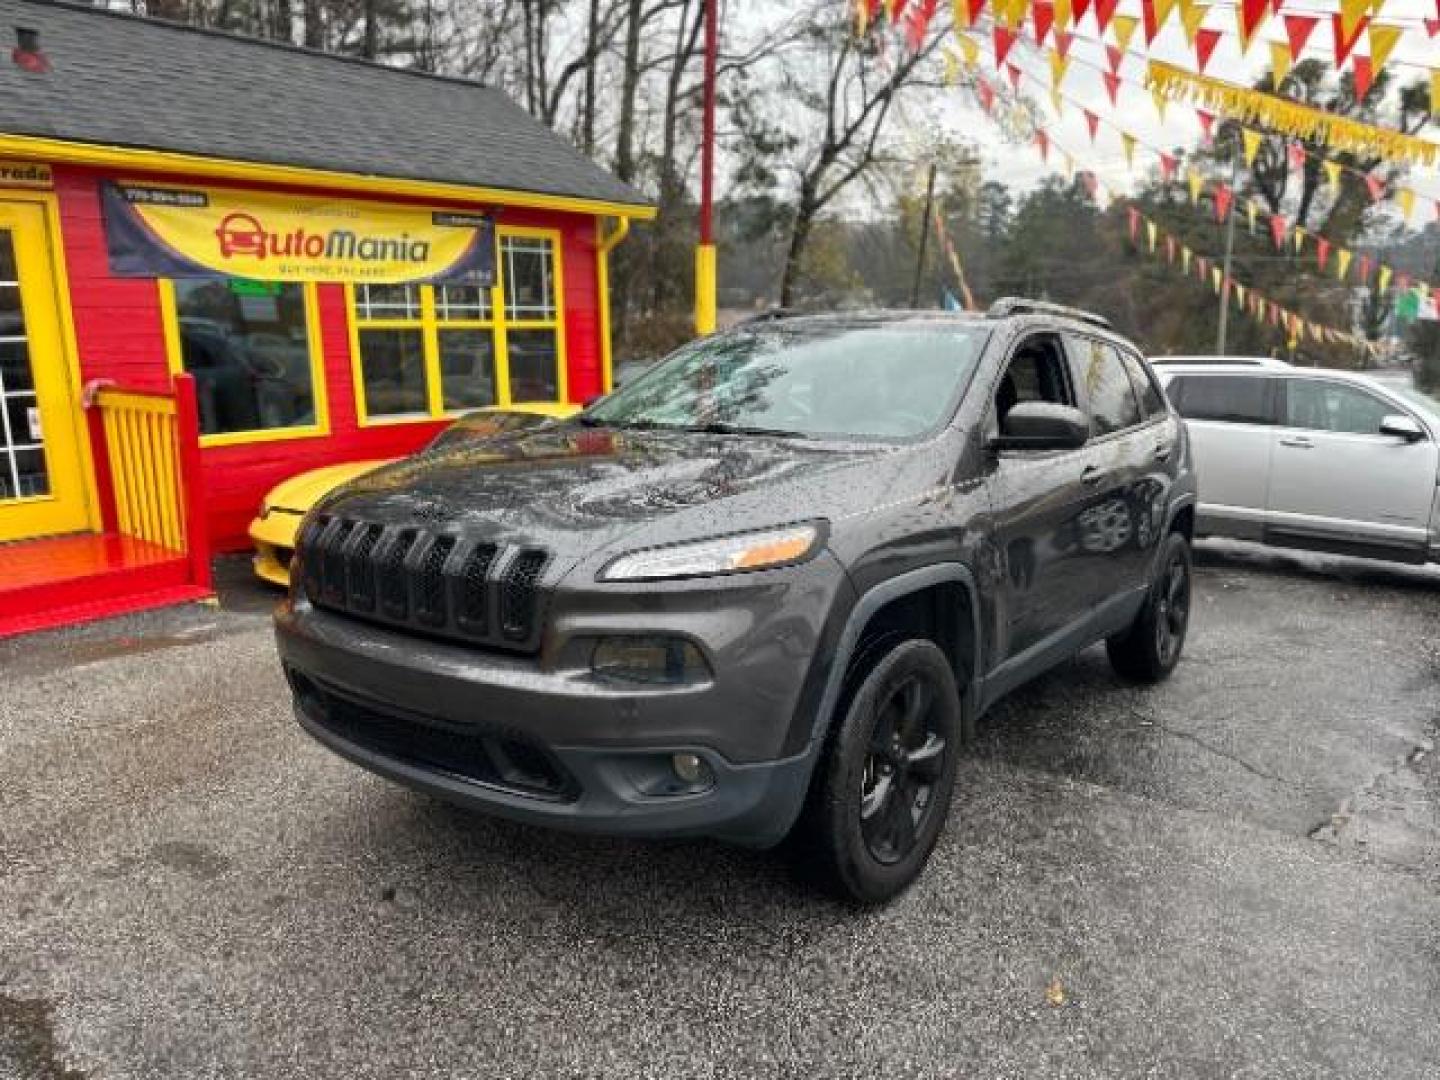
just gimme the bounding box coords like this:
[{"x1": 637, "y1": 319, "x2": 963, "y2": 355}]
[{"x1": 0, "y1": 0, "x2": 649, "y2": 212}]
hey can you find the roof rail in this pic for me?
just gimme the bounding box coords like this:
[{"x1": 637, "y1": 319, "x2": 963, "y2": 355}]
[{"x1": 986, "y1": 297, "x2": 1111, "y2": 329}]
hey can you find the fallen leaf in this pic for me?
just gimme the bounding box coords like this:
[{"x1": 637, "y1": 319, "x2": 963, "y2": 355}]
[{"x1": 1046, "y1": 975, "x2": 1066, "y2": 1007}]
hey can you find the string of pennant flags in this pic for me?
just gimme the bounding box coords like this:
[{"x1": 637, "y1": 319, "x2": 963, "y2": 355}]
[
  {"x1": 952, "y1": 36, "x2": 1440, "y2": 297},
  {"x1": 1125, "y1": 205, "x2": 1386, "y2": 353}
]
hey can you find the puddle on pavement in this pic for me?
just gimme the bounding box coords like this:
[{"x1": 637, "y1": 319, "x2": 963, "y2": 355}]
[{"x1": 0, "y1": 995, "x2": 86, "y2": 1080}]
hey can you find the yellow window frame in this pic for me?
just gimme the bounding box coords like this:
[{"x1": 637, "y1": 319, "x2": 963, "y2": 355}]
[
  {"x1": 346, "y1": 225, "x2": 568, "y2": 427},
  {"x1": 159, "y1": 279, "x2": 330, "y2": 448}
]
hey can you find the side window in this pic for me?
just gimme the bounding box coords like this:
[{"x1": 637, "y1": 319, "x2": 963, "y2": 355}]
[
  {"x1": 994, "y1": 333, "x2": 1074, "y2": 433},
  {"x1": 1170, "y1": 375, "x2": 1271, "y2": 425},
  {"x1": 1068, "y1": 335, "x2": 1142, "y2": 436},
  {"x1": 1119, "y1": 349, "x2": 1167, "y2": 420},
  {"x1": 1282, "y1": 380, "x2": 1396, "y2": 435}
]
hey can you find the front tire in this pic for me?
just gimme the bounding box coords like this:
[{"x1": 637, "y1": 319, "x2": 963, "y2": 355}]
[
  {"x1": 802, "y1": 638, "x2": 963, "y2": 905},
  {"x1": 1107, "y1": 531, "x2": 1192, "y2": 683}
]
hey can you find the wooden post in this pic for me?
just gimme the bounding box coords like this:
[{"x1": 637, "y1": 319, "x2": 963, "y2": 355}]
[{"x1": 172, "y1": 373, "x2": 212, "y2": 592}]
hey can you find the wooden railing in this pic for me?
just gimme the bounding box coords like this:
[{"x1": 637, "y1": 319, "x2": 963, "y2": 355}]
[{"x1": 84, "y1": 373, "x2": 211, "y2": 591}]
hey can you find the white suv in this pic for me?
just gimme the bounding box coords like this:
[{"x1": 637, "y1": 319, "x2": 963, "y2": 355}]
[{"x1": 1156, "y1": 363, "x2": 1440, "y2": 565}]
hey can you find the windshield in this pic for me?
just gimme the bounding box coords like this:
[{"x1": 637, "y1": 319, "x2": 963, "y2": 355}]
[
  {"x1": 1390, "y1": 382, "x2": 1440, "y2": 423},
  {"x1": 585, "y1": 320, "x2": 990, "y2": 441}
]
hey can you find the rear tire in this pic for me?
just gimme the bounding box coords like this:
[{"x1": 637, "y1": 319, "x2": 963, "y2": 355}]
[
  {"x1": 1107, "y1": 531, "x2": 1192, "y2": 683},
  {"x1": 799, "y1": 638, "x2": 963, "y2": 905}
]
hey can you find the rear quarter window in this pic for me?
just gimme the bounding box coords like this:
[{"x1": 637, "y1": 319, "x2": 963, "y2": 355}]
[{"x1": 1168, "y1": 375, "x2": 1272, "y2": 425}]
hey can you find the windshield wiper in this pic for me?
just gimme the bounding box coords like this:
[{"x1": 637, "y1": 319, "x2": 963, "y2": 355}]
[{"x1": 686, "y1": 421, "x2": 806, "y2": 439}]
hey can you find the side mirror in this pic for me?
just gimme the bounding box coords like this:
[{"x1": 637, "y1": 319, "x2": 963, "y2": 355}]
[
  {"x1": 1379, "y1": 414, "x2": 1425, "y2": 442},
  {"x1": 994, "y1": 402, "x2": 1090, "y2": 452}
]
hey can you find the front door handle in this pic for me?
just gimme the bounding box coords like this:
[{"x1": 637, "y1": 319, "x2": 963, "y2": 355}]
[
  {"x1": 1279, "y1": 435, "x2": 1314, "y2": 449},
  {"x1": 1081, "y1": 465, "x2": 1103, "y2": 486}
]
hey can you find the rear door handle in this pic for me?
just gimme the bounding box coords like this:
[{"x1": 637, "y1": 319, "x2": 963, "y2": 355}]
[
  {"x1": 1279, "y1": 436, "x2": 1313, "y2": 449},
  {"x1": 1081, "y1": 465, "x2": 1103, "y2": 486}
]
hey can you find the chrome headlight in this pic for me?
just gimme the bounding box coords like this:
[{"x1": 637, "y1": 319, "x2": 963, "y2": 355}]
[{"x1": 599, "y1": 522, "x2": 824, "y2": 582}]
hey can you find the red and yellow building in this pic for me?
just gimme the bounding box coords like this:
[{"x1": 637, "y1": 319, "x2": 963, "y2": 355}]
[{"x1": 0, "y1": 0, "x2": 651, "y2": 635}]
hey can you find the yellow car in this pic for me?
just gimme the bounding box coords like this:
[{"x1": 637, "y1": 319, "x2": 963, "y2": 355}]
[{"x1": 249, "y1": 402, "x2": 579, "y2": 586}]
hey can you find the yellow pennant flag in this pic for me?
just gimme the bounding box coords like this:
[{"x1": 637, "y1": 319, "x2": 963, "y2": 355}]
[
  {"x1": 1368, "y1": 25, "x2": 1401, "y2": 76},
  {"x1": 1247, "y1": 199, "x2": 1258, "y2": 231},
  {"x1": 1122, "y1": 132, "x2": 1137, "y2": 169},
  {"x1": 1340, "y1": 0, "x2": 1369, "y2": 41},
  {"x1": 1188, "y1": 169, "x2": 1204, "y2": 204},
  {"x1": 1062, "y1": 151, "x2": 1075, "y2": 178},
  {"x1": 1051, "y1": 85, "x2": 1064, "y2": 114},
  {"x1": 952, "y1": 0, "x2": 969, "y2": 28},
  {"x1": 1293, "y1": 226, "x2": 1307, "y2": 254},
  {"x1": 1269, "y1": 40, "x2": 1292, "y2": 87},
  {"x1": 1112, "y1": 15, "x2": 1139, "y2": 52},
  {"x1": 1146, "y1": 219, "x2": 1158, "y2": 251},
  {"x1": 1151, "y1": 86, "x2": 1168, "y2": 120},
  {"x1": 957, "y1": 33, "x2": 980, "y2": 67},
  {"x1": 943, "y1": 47, "x2": 962, "y2": 85},
  {"x1": 1211, "y1": 266, "x2": 1223, "y2": 292},
  {"x1": 1050, "y1": 49, "x2": 1071, "y2": 88},
  {"x1": 1398, "y1": 188, "x2": 1416, "y2": 221},
  {"x1": 1324, "y1": 160, "x2": 1342, "y2": 190},
  {"x1": 1336, "y1": 248, "x2": 1353, "y2": 279},
  {"x1": 1155, "y1": 0, "x2": 1179, "y2": 34},
  {"x1": 1055, "y1": 0, "x2": 1072, "y2": 29},
  {"x1": 1432, "y1": 69, "x2": 1439, "y2": 115},
  {"x1": 1179, "y1": 0, "x2": 1208, "y2": 46},
  {"x1": 1235, "y1": 283, "x2": 1247, "y2": 306},
  {"x1": 1378, "y1": 265, "x2": 1392, "y2": 293},
  {"x1": 1182, "y1": 246, "x2": 1193, "y2": 273},
  {"x1": 1242, "y1": 127, "x2": 1263, "y2": 166}
]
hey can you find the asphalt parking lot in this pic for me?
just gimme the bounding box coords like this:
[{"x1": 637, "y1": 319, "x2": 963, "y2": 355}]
[{"x1": 2, "y1": 544, "x2": 1437, "y2": 1079}]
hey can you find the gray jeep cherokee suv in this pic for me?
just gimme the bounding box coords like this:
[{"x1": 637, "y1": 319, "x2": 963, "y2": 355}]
[{"x1": 276, "y1": 299, "x2": 1196, "y2": 902}]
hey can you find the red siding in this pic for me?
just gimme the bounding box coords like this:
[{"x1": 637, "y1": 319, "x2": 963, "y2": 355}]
[{"x1": 50, "y1": 165, "x2": 608, "y2": 552}]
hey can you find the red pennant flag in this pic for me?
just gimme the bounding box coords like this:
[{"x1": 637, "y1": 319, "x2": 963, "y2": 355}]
[
  {"x1": 1083, "y1": 109, "x2": 1100, "y2": 141},
  {"x1": 1165, "y1": 235, "x2": 1177, "y2": 263},
  {"x1": 1214, "y1": 183, "x2": 1233, "y2": 223},
  {"x1": 1074, "y1": 0, "x2": 1093, "y2": 22},
  {"x1": 1197, "y1": 256, "x2": 1210, "y2": 280},
  {"x1": 1196, "y1": 109, "x2": 1216, "y2": 144},
  {"x1": 1269, "y1": 214, "x2": 1287, "y2": 249},
  {"x1": 867, "y1": 0, "x2": 885, "y2": 20},
  {"x1": 993, "y1": 25, "x2": 1018, "y2": 67},
  {"x1": 1159, "y1": 152, "x2": 1177, "y2": 181},
  {"x1": 1033, "y1": 0, "x2": 1055, "y2": 43},
  {"x1": 1195, "y1": 28, "x2": 1222, "y2": 72},
  {"x1": 1364, "y1": 169, "x2": 1385, "y2": 202},
  {"x1": 1240, "y1": 0, "x2": 1269, "y2": 47},
  {"x1": 904, "y1": 0, "x2": 939, "y2": 50},
  {"x1": 976, "y1": 77, "x2": 996, "y2": 112},
  {"x1": 1287, "y1": 143, "x2": 1306, "y2": 171},
  {"x1": 1426, "y1": 19, "x2": 1440, "y2": 37},
  {"x1": 1331, "y1": 13, "x2": 1368, "y2": 67},
  {"x1": 1284, "y1": 13, "x2": 1319, "y2": 55},
  {"x1": 891, "y1": 0, "x2": 912, "y2": 18},
  {"x1": 1357, "y1": 254, "x2": 1372, "y2": 282},
  {"x1": 1006, "y1": 61, "x2": 1023, "y2": 92},
  {"x1": 968, "y1": 0, "x2": 987, "y2": 24},
  {"x1": 1351, "y1": 54, "x2": 1373, "y2": 101},
  {"x1": 1094, "y1": 0, "x2": 1120, "y2": 32},
  {"x1": 1316, "y1": 236, "x2": 1331, "y2": 270},
  {"x1": 1053, "y1": 29, "x2": 1074, "y2": 56},
  {"x1": 1036, "y1": 130, "x2": 1051, "y2": 162},
  {"x1": 1106, "y1": 44, "x2": 1123, "y2": 74},
  {"x1": 1142, "y1": 0, "x2": 1160, "y2": 43},
  {"x1": 1103, "y1": 71, "x2": 1121, "y2": 104},
  {"x1": 1128, "y1": 206, "x2": 1141, "y2": 241}
]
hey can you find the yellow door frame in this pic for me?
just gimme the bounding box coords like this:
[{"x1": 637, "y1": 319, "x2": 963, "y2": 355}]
[{"x1": 0, "y1": 191, "x2": 98, "y2": 542}]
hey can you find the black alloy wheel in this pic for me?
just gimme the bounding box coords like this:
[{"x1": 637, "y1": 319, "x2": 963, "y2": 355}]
[
  {"x1": 859, "y1": 675, "x2": 949, "y2": 866},
  {"x1": 1107, "y1": 530, "x2": 1193, "y2": 683}
]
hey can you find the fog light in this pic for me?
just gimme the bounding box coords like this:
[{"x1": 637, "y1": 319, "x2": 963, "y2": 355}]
[
  {"x1": 591, "y1": 636, "x2": 711, "y2": 685},
  {"x1": 672, "y1": 753, "x2": 712, "y2": 786}
]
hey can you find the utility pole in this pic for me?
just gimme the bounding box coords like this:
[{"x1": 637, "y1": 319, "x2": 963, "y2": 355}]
[
  {"x1": 1215, "y1": 155, "x2": 1237, "y2": 355},
  {"x1": 694, "y1": 0, "x2": 719, "y2": 335},
  {"x1": 910, "y1": 163, "x2": 938, "y2": 309}
]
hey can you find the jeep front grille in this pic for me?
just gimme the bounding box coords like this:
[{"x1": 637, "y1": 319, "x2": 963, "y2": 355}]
[{"x1": 297, "y1": 515, "x2": 551, "y2": 652}]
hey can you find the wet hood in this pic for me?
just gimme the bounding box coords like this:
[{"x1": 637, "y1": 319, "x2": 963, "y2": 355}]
[{"x1": 315, "y1": 422, "x2": 922, "y2": 557}]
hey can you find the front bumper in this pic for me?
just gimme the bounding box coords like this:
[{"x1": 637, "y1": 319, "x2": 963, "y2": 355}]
[{"x1": 274, "y1": 553, "x2": 852, "y2": 846}]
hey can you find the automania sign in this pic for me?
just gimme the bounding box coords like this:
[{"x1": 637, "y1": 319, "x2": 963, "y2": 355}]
[{"x1": 101, "y1": 182, "x2": 495, "y2": 286}]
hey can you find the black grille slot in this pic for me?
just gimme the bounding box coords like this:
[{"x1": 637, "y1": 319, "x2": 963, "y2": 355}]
[
  {"x1": 457, "y1": 543, "x2": 498, "y2": 635},
  {"x1": 501, "y1": 550, "x2": 548, "y2": 642},
  {"x1": 289, "y1": 671, "x2": 576, "y2": 802},
  {"x1": 344, "y1": 524, "x2": 381, "y2": 612},
  {"x1": 298, "y1": 518, "x2": 550, "y2": 654},
  {"x1": 378, "y1": 529, "x2": 417, "y2": 620},
  {"x1": 414, "y1": 535, "x2": 455, "y2": 628}
]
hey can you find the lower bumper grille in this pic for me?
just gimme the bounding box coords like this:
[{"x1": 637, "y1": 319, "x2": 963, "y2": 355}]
[{"x1": 288, "y1": 669, "x2": 578, "y2": 802}]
